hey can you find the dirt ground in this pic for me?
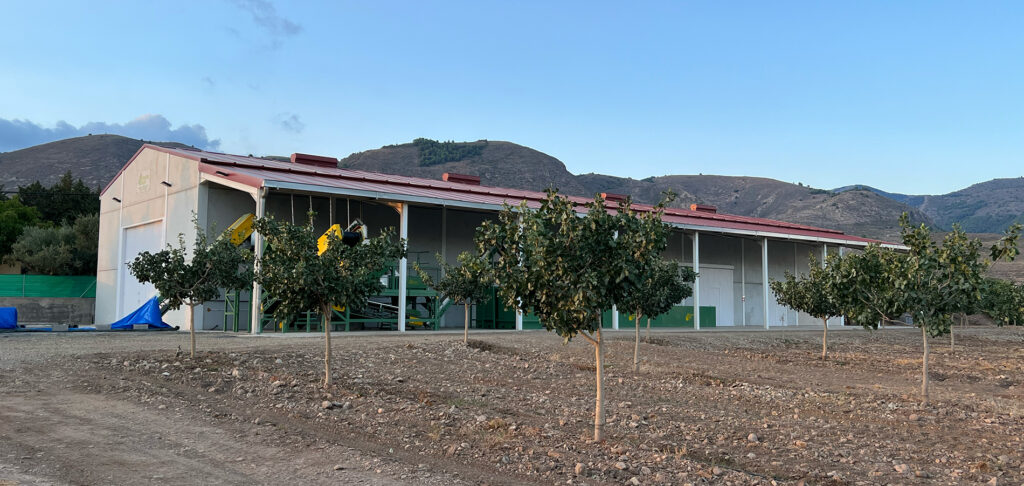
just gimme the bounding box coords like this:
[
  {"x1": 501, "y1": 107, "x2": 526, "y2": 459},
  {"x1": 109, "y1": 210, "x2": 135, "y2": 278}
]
[{"x1": 0, "y1": 326, "x2": 1021, "y2": 485}]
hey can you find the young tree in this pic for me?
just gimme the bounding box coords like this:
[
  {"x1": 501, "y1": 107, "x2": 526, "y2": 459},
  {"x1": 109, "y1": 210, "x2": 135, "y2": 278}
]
[
  {"x1": 415, "y1": 251, "x2": 493, "y2": 344},
  {"x1": 477, "y1": 191, "x2": 629, "y2": 441},
  {"x1": 621, "y1": 259, "x2": 695, "y2": 371},
  {"x1": 874, "y1": 216, "x2": 1019, "y2": 404},
  {"x1": 827, "y1": 245, "x2": 905, "y2": 330},
  {"x1": 770, "y1": 255, "x2": 843, "y2": 360},
  {"x1": 254, "y1": 216, "x2": 404, "y2": 387},
  {"x1": 129, "y1": 224, "x2": 253, "y2": 358},
  {"x1": 980, "y1": 278, "x2": 1024, "y2": 326},
  {"x1": 757, "y1": 216, "x2": 1020, "y2": 404}
]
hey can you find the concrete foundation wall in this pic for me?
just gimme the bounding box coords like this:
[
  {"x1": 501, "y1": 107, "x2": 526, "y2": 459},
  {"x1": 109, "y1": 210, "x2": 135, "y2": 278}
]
[{"x1": 0, "y1": 298, "x2": 95, "y2": 325}]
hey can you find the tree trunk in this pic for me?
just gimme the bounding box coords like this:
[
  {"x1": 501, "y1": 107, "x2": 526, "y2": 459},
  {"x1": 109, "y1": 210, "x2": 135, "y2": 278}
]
[
  {"x1": 921, "y1": 325, "x2": 929, "y2": 405},
  {"x1": 593, "y1": 323, "x2": 605, "y2": 442},
  {"x1": 187, "y1": 304, "x2": 196, "y2": 358},
  {"x1": 950, "y1": 321, "x2": 955, "y2": 349},
  {"x1": 633, "y1": 311, "x2": 642, "y2": 373},
  {"x1": 821, "y1": 317, "x2": 828, "y2": 360},
  {"x1": 645, "y1": 317, "x2": 651, "y2": 343},
  {"x1": 323, "y1": 305, "x2": 333, "y2": 388},
  {"x1": 464, "y1": 303, "x2": 470, "y2": 344}
]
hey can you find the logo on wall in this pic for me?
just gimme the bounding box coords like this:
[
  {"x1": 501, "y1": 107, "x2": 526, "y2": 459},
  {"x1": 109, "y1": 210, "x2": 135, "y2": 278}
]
[{"x1": 138, "y1": 170, "x2": 151, "y2": 192}]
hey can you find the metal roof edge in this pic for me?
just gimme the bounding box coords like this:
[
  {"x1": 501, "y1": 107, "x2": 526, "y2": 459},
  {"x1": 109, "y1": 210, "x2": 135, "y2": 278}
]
[{"x1": 265, "y1": 180, "x2": 896, "y2": 247}]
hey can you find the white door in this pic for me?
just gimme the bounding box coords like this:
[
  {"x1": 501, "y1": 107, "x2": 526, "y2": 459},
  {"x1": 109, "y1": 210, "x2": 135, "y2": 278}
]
[
  {"x1": 120, "y1": 221, "x2": 163, "y2": 316},
  {"x1": 699, "y1": 267, "x2": 734, "y2": 326}
]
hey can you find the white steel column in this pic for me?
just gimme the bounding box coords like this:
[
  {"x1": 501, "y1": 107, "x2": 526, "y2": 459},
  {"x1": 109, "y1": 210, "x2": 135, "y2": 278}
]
[
  {"x1": 740, "y1": 239, "x2": 746, "y2": 326},
  {"x1": 762, "y1": 237, "x2": 770, "y2": 329},
  {"x1": 612, "y1": 305, "x2": 619, "y2": 330},
  {"x1": 693, "y1": 231, "x2": 700, "y2": 330},
  {"x1": 839, "y1": 246, "x2": 846, "y2": 327},
  {"x1": 250, "y1": 188, "x2": 267, "y2": 334},
  {"x1": 397, "y1": 203, "x2": 409, "y2": 332},
  {"x1": 515, "y1": 309, "x2": 523, "y2": 330}
]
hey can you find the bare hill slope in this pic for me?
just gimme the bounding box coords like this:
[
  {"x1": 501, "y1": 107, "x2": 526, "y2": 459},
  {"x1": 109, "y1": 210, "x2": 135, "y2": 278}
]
[
  {"x1": 0, "y1": 134, "x2": 188, "y2": 189},
  {"x1": 339, "y1": 140, "x2": 586, "y2": 196}
]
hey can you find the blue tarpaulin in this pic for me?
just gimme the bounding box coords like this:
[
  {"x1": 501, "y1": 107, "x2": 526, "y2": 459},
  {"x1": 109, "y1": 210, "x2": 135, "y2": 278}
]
[
  {"x1": 0, "y1": 307, "x2": 16, "y2": 329},
  {"x1": 110, "y1": 297, "x2": 171, "y2": 330}
]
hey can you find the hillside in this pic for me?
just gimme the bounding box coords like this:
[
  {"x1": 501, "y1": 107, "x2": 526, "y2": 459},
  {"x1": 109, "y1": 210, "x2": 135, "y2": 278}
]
[
  {"x1": 835, "y1": 179, "x2": 1024, "y2": 233},
  {"x1": 339, "y1": 140, "x2": 587, "y2": 196},
  {"x1": 576, "y1": 174, "x2": 930, "y2": 241},
  {"x1": 0, "y1": 134, "x2": 189, "y2": 190},
  {"x1": 340, "y1": 140, "x2": 929, "y2": 240},
  {"x1": 9, "y1": 135, "x2": 1019, "y2": 241}
]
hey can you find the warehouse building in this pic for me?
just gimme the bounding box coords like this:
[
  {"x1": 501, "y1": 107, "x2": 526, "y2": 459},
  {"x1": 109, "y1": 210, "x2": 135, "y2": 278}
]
[{"x1": 96, "y1": 144, "x2": 897, "y2": 333}]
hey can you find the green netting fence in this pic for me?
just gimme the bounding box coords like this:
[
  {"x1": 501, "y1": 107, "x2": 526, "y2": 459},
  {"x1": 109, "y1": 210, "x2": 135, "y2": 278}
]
[{"x1": 0, "y1": 275, "x2": 97, "y2": 298}]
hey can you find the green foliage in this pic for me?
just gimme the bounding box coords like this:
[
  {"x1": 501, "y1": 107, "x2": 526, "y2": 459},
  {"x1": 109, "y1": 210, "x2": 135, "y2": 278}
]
[
  {"x1": 5, "y1": 212, "x2": 100, "y2": 275},
  {"x1": 827, "y1": 245, "x2": 903, "y2": 328},
  {"x1": 638, "y1": 261, "x2": 695, "y2": 319},
  {"x1": 476, "y1": 191, "x2": 628, "y2": 342},
  {"x1": 770, "y1": 256, "x2": 842, "y2": 322},
  {"x1": 4, "y1": 225, "x2": 75, "y2": 275},
  {"x1": 891, "y1": 215, "x2": 1020, "y2": 337},
  {"x1": 615, "y1": 194, "x2": 695, "y2": 319},
  {"x1": 414, "y1": 251, "x2": 493, "y2": 306},
  {"x1": 129, "y1": 223, "x2": 253, "y2": 311},
  {"x1": 253, "y1": 215, "x2": 405, "y2": 319},
  {"x1": 834, "y1": 215, "x2": 1020, "y2": 336},
  {"x1": 413, "y1": 138, "x2": 488, "y2": 167},
  {"x1": 980, "y1": 278, "x2": 1024, "y2": 326},
  {"x1": 0, "y1": 197, "x2": 41, "y2": 258},
  {"x1": 17, "y1": 172, "x2": 99, "y2": 224},
  {"x1": 71, "y1": 213, "x2": 99, "y2": 274}
]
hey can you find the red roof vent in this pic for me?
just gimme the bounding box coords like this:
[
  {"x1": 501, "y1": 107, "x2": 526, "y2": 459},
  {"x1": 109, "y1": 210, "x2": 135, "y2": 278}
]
[
  {"x1": 601, "y1": 192, "x2": 628, "y2": 203},
  {"x1": 290, "y1": 153, "x2": 338, "y2": 168},
  {"x1": 442, "y1": 173, "x2": 481, "y2": 186},
  {"x1": 690, "y1": 203, "x2": 717, "y2": 213}
]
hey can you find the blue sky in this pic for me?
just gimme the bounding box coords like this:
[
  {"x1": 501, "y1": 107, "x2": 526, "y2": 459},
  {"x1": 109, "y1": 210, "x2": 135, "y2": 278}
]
[{"x1": 2, "y1": 1, "x2": 1022, "y2": 195}]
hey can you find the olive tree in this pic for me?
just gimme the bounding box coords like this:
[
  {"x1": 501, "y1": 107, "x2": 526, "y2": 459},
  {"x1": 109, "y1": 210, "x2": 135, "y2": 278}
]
[
  {"x1": 476, "y1": 191, "x2": 629, "y2": 442},
  {"x1": 415, "y1": 251, "x2": 493, "y2": 343},
  {"x1": 770, "y1": 255, "x2": 842, "y2": 360},
  {"x1": 129, "y1": 224, "x2": 253, "y2": 358},
  {"x1": 254, "y1": 215, "x2": 404, "y2": 387}
]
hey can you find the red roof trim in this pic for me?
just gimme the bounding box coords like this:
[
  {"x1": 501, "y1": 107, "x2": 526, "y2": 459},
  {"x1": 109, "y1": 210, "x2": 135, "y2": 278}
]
[{"x1": 197, "y1": 162, "x2": 266, "y2": 190}]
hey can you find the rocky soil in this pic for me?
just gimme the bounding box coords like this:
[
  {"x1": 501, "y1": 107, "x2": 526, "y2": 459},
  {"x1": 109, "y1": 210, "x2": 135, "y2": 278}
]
[{"x1": 1, "y1": 327, "x2": 1022, "y2": 485}]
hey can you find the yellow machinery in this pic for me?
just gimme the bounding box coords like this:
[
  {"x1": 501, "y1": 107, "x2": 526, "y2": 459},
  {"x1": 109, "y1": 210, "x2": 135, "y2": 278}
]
[
  {"x1": 225, "y1": 213, "x2": 256, "y2": 246},
  {"x1": 317, "y1": 219, "x2": 369, "y2": 254},
  {"x1": 221, "y1": 214, "x2": 434, "y2": 331}
]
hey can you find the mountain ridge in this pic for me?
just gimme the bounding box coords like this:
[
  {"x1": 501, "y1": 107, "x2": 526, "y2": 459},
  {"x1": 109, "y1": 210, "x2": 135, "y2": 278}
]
[{"x1": 5, "y1": 135, "x2": 1022, "y2": 241}]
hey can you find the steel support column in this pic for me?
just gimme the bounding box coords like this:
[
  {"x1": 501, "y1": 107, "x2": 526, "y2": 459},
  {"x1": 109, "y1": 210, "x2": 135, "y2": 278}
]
[
  {"x1": 250, "y1": 188, "x2": 267, "y2": 334},
  {"x1": 398, "y1": 203, "x2": 409, "y2": 332},
  {"x1": 762, "y1": 237, "x2": 769, "y2": 329},
  {"x1": 693, "y1": 231, "x2": 700, "y2": 330}
]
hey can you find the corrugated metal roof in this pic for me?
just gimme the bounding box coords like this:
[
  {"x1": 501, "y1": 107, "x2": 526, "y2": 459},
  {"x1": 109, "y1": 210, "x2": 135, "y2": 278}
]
[{"x1": 128, "y1": 144, "x2": 896, "y2": 247}]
